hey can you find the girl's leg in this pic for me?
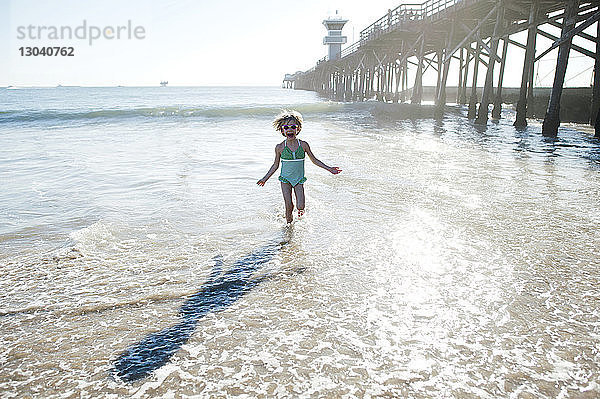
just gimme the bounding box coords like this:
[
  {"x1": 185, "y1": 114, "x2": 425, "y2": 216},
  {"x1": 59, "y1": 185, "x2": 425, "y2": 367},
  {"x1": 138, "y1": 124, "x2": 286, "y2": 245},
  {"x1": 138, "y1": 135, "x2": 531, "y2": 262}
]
[
  {"x1": 294, "y1": 184, "x2": 305, "y2": 216},
  {"x1": 280, "y1": 181, "x2": 294, "y2": 223}
]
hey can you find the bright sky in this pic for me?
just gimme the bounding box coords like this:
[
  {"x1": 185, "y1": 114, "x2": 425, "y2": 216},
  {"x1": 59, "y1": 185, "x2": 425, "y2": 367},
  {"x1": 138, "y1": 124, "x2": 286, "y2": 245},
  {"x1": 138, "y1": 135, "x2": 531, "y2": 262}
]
[{"x1": 1, "y1": 0, "x2": 596, "y2": 87}]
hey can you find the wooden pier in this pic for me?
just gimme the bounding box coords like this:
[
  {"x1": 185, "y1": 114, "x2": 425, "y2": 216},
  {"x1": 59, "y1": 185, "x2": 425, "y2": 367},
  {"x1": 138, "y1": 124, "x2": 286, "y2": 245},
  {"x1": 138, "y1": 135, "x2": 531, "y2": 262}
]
[{"x1": 287, "y1": 0, "x2": 600, "y2": 137}]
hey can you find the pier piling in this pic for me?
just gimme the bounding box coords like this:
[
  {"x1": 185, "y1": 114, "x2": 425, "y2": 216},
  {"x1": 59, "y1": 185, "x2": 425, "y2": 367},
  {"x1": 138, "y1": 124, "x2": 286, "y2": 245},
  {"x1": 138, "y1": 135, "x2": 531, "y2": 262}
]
[
  {"x1": 542, "y1": 0, "x2": 581, "y2": 137},
  {"x1": 492, "y1": 38, "x2": 509, "y2": 120},
  {"x1": 468, "y1": 43, "x2": 481, "y2": 119},
  {"x1": 476, "y1": 2, "x2": 504, "y2": 124},
  {"x1": 515, "y1": 1, "x2": 540, "y2": 127},
  {"x1": 592, "y1": 8, "x2": 600, "y2": 137},
  {"x1": 412, "y1": 34, "x2": 425, "y2": 104}
]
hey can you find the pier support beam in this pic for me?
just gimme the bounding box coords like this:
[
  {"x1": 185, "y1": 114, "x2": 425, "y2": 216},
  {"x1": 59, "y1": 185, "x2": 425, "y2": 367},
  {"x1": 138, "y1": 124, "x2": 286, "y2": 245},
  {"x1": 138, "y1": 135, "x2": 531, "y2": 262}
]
[
  {"x1": 394, "y1": 63, "x2": 400, "y2": 102},
  {"x1": 436, "y1": 19, "x2": 455, "y2": 117},
  {"x1": 542, "y1": 0, "x2": 580, "y2": 137},
  {"x1": 345, "y1": 71, "x2": 352, "y2": 101},
  {"x1": 387, "y1": 62, "x2": 394, "y2": 102},
  {"x1": 527, "y1": 44, "x2": 537, "y2": 117},
  {"x1": 356, "y1": 68, "x2": 361, "y2": 101},
  {"x1": 376, "y1": 67, "x2": 383, "y2": 101},
  {"x1": 389, "y1": 62, "x2": 395, "y2": 102},
  {"x1": 403, "y1": 58, "x2": 408, "y2": 102},
  {"x1": 457, "y1": 48, "x2": 464, "y2": 104},
  {"x1": 412, "y1": 35, "x2": 425, "y2": 104},
  {"x1": 435, "y1": 50, "x2": 443, "y2": 106},
  {"x1": 360, "y1": 69, "x2": 366, "y2": 101},
  {"x1": 368, "y1": 68, "x2": 374, "y2": 100},
  {"x1": 476, "y1": 3, "x2": 504, "y2": 124},
  {"x1": 460, "y1": 46, "x2": 471, "y2": 104},
  {"x1": 515, "y1": 1, "x2": 539, "y2": 127},
  {"x1": 492, "y1": 38, "x2": 509, "y2": 119},
  {"x1": 592, "y1": 16, "x2": 600, "y2": 137},
  {"x1": 468, "y1": 43, "x2": 481, "y2": 119}
]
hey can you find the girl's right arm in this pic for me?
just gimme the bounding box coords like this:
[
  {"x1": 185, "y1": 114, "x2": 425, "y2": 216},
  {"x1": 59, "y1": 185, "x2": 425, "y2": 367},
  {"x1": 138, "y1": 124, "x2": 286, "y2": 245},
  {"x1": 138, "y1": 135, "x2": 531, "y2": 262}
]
[{"x1": 257, "y1": 144, "x2": 281, "y2": 186}]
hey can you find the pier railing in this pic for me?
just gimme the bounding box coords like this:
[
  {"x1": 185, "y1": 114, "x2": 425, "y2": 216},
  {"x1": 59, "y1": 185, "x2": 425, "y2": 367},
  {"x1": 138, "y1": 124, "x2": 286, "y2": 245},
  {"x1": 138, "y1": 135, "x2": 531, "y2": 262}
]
[{"x1": 340, "y1": 0, "x2": 472, "y2": 59}]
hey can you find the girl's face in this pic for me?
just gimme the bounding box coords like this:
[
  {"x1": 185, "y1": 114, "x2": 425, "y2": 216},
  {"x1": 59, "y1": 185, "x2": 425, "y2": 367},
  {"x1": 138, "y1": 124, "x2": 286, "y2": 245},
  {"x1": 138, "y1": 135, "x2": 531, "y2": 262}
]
[{"x1": 281, "y1": 119, "x2": 300, "y2": 139}]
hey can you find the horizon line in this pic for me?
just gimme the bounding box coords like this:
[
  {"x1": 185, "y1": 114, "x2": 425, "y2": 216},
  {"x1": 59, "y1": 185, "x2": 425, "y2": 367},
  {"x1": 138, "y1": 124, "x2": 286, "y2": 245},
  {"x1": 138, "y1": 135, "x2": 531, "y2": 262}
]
[
  {"x1": 1, "y1": 84, "x2": 594, "y2": 89},
  {"x1": 1, "y1": 84, "x2": 284, "y2": 89}
]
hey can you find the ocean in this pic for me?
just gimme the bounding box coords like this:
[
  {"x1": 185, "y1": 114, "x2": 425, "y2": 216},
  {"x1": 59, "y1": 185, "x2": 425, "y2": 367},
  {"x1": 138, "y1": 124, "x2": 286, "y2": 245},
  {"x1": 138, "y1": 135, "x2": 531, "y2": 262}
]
[{"x1": 1, "y1": 86, "x2": 599, "y2": 397}]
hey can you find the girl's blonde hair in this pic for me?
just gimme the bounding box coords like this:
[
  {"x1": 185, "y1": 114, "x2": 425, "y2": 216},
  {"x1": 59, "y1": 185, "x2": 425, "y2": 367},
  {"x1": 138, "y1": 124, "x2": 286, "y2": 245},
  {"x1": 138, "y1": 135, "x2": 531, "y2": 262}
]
[{"x1": 273, "y1": 110, "x2": 303, "y2": 135}]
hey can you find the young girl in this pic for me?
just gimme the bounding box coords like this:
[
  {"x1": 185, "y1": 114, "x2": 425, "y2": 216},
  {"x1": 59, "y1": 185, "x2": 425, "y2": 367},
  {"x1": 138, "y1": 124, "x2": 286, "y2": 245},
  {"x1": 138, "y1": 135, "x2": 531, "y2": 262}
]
[{"x1": 257, "y1": 110, "x2": 341, "y2": 223}]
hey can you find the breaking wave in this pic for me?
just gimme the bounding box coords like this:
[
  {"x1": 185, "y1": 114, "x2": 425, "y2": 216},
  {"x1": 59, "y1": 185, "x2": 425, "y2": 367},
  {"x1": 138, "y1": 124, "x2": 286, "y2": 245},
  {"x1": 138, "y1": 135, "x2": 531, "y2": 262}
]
[{"x1": 0, "y1": 102, "x2": 351, "y2": 124}]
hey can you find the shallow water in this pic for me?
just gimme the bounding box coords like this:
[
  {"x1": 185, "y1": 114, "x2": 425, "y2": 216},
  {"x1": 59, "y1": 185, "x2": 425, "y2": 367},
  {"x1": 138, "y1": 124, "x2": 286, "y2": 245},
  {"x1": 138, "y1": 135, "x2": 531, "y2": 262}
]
[{"x1": 1, "y1": 87, "x2": 599, "y2": 397}]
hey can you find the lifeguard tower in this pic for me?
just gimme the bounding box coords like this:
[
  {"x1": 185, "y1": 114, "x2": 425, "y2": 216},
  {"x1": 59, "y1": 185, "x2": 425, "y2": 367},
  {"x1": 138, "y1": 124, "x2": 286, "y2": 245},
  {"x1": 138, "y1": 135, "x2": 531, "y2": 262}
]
[{"x1": 322, "y1": 11, "x2": 348, "y2": 61}]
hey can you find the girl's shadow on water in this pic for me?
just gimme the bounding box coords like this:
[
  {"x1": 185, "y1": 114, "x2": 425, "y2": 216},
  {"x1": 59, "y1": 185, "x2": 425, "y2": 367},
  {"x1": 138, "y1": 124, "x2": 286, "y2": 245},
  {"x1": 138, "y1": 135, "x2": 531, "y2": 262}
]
[{"x1": 112, "y1": 229, "x2": 291, "y2": 382}]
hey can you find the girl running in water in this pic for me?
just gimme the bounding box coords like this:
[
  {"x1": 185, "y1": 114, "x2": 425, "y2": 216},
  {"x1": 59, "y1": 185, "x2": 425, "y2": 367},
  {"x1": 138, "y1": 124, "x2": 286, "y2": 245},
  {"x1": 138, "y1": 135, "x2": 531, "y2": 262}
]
[{"x1": 257, "y1": 110, "x2": 341, "y2": 223}]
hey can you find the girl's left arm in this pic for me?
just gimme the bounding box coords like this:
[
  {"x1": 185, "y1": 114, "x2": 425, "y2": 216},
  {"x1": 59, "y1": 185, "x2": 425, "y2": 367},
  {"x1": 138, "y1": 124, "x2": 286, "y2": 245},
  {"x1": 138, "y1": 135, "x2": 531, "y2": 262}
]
[{"x1": 302, "y1": 141, "x2": 342, "y2": 175}]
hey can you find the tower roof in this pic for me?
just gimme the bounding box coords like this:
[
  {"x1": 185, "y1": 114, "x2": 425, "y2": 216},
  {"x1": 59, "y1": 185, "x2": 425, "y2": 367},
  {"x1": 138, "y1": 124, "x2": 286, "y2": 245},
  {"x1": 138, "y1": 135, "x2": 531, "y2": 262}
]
[
  {"x1": 322, "y1": 17, "x2": 348, "y2": 30},
  {"x1": 323, "y1": 10, "x2": 348, "y2": 30}
]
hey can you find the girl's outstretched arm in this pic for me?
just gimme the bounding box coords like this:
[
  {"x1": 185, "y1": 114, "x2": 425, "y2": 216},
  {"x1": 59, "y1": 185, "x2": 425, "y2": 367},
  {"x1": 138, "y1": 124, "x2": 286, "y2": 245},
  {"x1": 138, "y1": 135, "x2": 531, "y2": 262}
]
[
  {"x1": 302, "y1": 141, "x2": 342, "y2": 174},
  {"x1": 257, "y1": 144, "x2": 282, "y2": 186}
]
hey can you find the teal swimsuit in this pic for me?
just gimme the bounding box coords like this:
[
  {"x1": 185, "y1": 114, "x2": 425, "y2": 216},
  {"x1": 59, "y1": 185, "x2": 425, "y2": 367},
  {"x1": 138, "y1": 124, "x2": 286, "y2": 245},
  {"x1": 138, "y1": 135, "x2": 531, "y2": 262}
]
[{"x1": 279, "y1": 139, "x2": 307, "y2": 186}]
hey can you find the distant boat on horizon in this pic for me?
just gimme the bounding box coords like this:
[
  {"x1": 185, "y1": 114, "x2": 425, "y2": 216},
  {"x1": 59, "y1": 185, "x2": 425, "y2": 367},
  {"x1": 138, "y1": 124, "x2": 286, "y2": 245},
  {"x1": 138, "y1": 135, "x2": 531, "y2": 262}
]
[{"x1": 160, "y1": 81, "x2": 168, "y2": 87}]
